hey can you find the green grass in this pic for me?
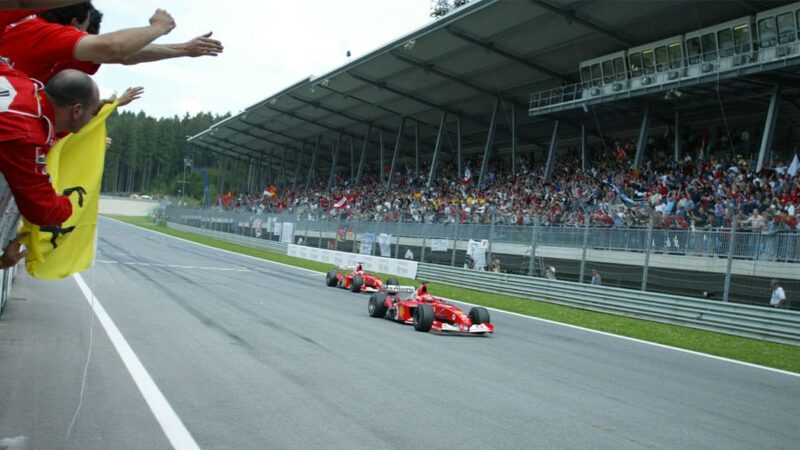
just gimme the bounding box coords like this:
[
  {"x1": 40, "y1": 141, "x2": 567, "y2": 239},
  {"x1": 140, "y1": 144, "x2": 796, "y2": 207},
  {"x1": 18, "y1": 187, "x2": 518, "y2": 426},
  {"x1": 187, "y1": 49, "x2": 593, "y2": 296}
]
[{"x1": 106, "y1": 214, "x2": 800, "y2": 374}]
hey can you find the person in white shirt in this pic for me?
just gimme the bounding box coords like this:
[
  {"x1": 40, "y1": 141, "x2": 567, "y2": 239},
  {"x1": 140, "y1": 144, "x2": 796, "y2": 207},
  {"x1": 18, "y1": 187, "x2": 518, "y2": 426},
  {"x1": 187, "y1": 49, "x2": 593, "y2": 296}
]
[{"x1": 770, "y1": 279, "x2": 787, "y2": 309}]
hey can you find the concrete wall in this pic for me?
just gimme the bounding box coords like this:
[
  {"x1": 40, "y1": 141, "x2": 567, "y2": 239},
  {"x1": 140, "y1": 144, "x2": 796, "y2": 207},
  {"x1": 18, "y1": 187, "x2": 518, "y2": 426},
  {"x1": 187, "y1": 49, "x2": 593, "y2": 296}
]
[{"x1": 99, "y1": 196, "x2": 158, "y2": 216}]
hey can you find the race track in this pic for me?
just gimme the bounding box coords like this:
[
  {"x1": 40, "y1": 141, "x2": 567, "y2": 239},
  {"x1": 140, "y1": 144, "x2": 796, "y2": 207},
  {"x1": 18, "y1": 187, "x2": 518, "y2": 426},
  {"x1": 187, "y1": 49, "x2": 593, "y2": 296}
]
[{"x1": 1, "y1": 217, "x2": 798, "y2": 449}]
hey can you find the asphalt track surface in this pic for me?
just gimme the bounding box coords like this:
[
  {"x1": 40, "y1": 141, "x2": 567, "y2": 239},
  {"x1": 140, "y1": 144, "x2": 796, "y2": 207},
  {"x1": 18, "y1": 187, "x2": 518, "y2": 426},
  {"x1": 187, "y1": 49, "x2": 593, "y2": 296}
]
[{"x1": 1, "y1": 217, "x2": 798, "y2": 450}]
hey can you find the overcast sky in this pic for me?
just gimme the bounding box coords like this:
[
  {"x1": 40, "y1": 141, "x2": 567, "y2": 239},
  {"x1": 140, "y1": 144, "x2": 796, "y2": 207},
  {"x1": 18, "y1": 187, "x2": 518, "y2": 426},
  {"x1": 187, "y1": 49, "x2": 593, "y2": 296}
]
[{"x1": 90, "y1": 0, "x2": 434, "y2": 119}]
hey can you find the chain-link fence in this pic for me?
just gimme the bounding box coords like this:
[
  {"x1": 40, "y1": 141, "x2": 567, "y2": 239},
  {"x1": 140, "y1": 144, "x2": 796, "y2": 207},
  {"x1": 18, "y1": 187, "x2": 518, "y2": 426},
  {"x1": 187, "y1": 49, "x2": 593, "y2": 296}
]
[{"x1": 166, "y1": 206, "x2": 799, "y2": 309}]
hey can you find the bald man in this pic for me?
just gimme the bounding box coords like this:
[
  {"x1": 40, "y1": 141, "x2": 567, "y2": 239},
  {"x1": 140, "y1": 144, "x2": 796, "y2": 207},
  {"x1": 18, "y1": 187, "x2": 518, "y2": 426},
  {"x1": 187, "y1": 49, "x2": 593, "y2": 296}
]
[{"x1": 0, "y1": 63, "x2": 99, "y2": 226}]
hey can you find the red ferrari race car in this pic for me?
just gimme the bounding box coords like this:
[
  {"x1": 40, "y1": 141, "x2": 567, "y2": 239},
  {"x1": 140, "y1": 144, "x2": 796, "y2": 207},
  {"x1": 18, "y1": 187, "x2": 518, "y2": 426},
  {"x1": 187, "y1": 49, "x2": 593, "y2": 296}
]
[
  {"x1": 367, "y1": 284, "x2": 493, "y2": 335},
  {"x1": 325, "y1": 264, "x2": 398, "y2": 293}
]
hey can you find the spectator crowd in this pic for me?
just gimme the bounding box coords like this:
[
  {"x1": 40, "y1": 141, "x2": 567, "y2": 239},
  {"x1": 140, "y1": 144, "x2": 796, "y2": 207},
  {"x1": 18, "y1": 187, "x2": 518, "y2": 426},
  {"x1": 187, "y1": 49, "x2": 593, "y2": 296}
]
[{"x1": 215, "y1": 132, "x2": 800, "y2": 235}]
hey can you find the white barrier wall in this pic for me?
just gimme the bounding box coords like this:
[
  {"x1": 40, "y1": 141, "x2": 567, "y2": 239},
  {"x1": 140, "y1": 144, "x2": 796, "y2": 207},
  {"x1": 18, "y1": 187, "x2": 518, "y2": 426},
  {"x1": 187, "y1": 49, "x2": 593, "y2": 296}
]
[{"x1": 288, "y1": 244, "x2": 418, "y2": 279}]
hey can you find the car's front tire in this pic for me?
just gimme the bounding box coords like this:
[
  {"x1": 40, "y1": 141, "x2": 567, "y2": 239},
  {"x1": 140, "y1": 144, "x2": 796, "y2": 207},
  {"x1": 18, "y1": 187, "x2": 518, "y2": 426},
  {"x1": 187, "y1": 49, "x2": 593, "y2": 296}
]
[
  {"x1": 368, "y1": 294, "x2": 388, "y2": 318},
  {"x1": 326, "y1": 270, "x2": 338, "y2": 287},
  {"x1": 351, "y1": 276, "x2": 363, "y2": 293},
  {"x1": 413, "y1": 304, "x2": 434, "y2": 332},
  {"x1": 469, "y1": 307, "x2": 490, "y2": 324}
]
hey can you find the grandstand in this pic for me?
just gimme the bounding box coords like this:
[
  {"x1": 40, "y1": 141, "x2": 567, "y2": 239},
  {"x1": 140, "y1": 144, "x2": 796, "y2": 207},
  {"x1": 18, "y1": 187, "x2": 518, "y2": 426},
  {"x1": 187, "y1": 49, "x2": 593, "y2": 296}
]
[{"x1": 185, "y1": 0, "x2": 799, "y2": 307}]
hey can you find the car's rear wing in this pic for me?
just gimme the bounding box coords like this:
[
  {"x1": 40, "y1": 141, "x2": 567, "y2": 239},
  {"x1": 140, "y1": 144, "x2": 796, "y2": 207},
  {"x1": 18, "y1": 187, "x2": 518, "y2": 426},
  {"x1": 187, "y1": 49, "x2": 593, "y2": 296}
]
[{"x1": 384, "y1": 285, "x2": 416, "y2": 294}]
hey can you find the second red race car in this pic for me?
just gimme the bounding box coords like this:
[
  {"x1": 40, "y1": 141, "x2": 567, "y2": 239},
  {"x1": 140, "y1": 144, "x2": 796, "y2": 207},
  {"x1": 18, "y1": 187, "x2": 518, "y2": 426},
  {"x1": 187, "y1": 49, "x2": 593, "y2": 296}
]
[
  {"x1": 326, "y1": 264, "x2": 397, "y2": 293},
  {"x1": 367, "y1": 284, "x2": 493, "y2": 335}
]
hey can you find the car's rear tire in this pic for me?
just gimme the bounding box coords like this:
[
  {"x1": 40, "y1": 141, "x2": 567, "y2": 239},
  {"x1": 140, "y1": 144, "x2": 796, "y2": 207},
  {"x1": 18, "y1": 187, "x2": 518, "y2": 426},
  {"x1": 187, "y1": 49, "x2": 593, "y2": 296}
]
[
  {"x1": 385, "y1": 277, "x2": 399, "y2": 286},
  {"x1": 469, "y1": 307, "x2": 490, "y2": 324},
  {"x1": 351, "y1": 276, "x2": 363, "y2": 293},
  {"x1": 413, "y1": 304, "x2": 434, "y2": 332},
  {"x1": 326, "y1": 270, "x2": 338, "y2": 287},
  {"x1": 368, "y1": 294, "x2": 388, "y2": 318}
]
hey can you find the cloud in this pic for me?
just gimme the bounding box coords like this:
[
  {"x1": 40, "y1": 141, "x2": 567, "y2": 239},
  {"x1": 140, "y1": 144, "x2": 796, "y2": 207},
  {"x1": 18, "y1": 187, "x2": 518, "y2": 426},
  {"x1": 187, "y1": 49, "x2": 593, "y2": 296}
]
[{"x1": 91, "y1": 0, "x2": 432, "y2": 118}]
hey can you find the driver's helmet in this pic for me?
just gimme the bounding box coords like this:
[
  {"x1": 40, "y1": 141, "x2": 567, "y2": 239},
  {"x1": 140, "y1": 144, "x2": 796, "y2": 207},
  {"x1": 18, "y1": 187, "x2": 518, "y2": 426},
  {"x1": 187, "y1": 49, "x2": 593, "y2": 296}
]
[
  {"x1": 355, "y1": 263, "x2": 363, "y2": 273},
  {"x1": 417, "y1": 284, "x2": 428, "y2": 296}
]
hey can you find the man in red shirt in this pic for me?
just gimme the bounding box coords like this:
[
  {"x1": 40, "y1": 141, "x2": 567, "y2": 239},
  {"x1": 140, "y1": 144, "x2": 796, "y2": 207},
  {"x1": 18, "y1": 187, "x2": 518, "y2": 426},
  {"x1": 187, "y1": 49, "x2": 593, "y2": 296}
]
[
  {"x1": 0, "y1": 5, "x2": 181, "y2": 83},
  {"x1": 0, "y1": 1, "x2": 85, "y2": 42},
  {"x1": 0, "y1": 3, "x2": 222, "y2": 84},
  {"x1": 0, "y1": 64, "x2": 99, "y2": 226}
]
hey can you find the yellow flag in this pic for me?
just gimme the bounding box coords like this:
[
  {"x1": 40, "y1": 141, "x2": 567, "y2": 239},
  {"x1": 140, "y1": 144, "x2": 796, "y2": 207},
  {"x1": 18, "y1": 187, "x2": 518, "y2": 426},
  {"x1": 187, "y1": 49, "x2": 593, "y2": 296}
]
[{"x1": 21, "y1": 101, "x2": 119, "y2": 279}]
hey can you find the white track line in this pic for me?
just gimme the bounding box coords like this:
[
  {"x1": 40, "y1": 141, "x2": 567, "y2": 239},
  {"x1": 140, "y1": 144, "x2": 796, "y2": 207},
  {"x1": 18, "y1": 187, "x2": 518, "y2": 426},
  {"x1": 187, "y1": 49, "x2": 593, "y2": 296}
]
[
  {"x1": 103, "y1": 217, "x2": 800, "y2": 378},
  {"x1": 73, "y1": 273, "x2": 200, "y2": 450}
]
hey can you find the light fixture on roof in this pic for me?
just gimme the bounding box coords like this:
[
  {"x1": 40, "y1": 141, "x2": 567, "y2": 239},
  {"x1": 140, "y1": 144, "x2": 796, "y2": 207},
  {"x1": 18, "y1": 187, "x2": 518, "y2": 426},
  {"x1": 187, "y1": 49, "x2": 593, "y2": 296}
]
[
  {"x1": 269, "y1": 99, "x2": 277, "y2": 105},
  {"x1": 320, "y1": 79, "x2": 330, "y2": 87},
  {"x1": 404, "y1": 39, "x2": 416, "y2": 51}
]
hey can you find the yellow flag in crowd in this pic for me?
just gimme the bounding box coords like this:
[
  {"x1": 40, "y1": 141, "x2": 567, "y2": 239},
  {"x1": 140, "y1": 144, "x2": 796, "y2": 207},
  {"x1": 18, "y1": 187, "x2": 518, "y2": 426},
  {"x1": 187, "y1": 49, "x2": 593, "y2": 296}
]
[{"x1": 21, "y1": 100, "x2": 119, "y2": 279}]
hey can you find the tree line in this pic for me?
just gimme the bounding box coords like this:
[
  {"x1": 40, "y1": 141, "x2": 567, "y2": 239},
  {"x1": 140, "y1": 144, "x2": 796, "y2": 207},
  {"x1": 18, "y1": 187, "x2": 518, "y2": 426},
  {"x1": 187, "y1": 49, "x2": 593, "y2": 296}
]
[{"x1": 103, "y1": 109, "x2": 239, "y2": 199}]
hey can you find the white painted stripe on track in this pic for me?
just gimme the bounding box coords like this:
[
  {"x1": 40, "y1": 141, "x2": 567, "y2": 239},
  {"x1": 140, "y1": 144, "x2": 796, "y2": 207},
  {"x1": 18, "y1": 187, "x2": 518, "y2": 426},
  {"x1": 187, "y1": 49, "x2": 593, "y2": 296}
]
[
  {"x1": 96, "y1": 260, "x2": 254, "y2": 272},
  {"x1": 73, "y1": 273, "x2": 201, "y2": 450},
  {"x1": 102, "y1": 217, "x2": 800, "y2": 378},
  {"x1": 102, "y1": 216, "x2": 323, "y2": 276}
]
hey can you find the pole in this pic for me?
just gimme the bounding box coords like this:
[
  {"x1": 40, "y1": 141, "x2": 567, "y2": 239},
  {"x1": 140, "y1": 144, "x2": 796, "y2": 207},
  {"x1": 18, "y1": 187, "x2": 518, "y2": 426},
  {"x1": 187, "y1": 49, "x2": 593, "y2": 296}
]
[
  {"x1": 641, "y1": 211, "x2": 655, "y2": 292},
  {"x1": 723, "y1": 214, "x2": 738, "y2": 303},
  {"x1": 579, "y1": 213, "x2": 591, "y2": 283}
]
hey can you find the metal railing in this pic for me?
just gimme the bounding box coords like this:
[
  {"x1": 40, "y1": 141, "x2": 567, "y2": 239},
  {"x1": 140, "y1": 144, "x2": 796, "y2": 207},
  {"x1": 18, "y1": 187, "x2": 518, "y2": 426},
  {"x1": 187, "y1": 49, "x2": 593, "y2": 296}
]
[
  {"x1": 166, "y1": 206, "x2": 799, "y2": 309},
  {"x1": 416, "y1": 264, "x2": 800, "y2": 346}
]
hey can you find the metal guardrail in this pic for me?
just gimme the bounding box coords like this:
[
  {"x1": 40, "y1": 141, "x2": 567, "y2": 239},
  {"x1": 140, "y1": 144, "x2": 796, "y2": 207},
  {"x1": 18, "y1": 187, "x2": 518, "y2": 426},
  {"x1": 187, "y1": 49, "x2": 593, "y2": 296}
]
[
  {"x1": 167, "y1": 222, "x2": 288, "y2": 254},
  {"x1": 416, "y1": 263, "x2": 800, "y2": 346}
]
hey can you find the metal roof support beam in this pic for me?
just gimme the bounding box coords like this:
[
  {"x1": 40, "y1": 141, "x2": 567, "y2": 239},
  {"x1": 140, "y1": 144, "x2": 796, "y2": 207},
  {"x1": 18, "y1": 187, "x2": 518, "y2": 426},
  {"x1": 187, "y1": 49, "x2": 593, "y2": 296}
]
[
  {"x1": 350, "y1": 138, "x2": 355, "y2": 182},
  {"x1": 281, "y1": 147, "x2": 288, "y2": 187},
  {"x1": 221, "y1": 124, "x2": 291, "y2": 153},
  {"x1": 203, "y1": 135, "x2": 264, "y2": 160},
  {"x1": 674, "y1": 110, "x2": 680, "y2": 163},
  {"x1": 445, "y1": 26, "x2": 573, "y2": 83},
  {"x1": 293, "y1": 142, "x2": 304, "y2": 190},
  {"x1": 457, "y1": 116, "x2": 462, "y2": 180},
  {"x1": 306, "y1": 137, "x2": 320, "y2": 191},
  {"x1": 633, "y1": 105, "x2": 651, "y2": 169},
  {"x1": 511, "y1": 103, "x2": 517, "y2": 174},
  {"x1": 386, "y1": 117, "x2": 407, "y2": 191},
  {"x1": 379, "y1": 130, "x2": 385, "y2": 184},
  {"x1": 267, "y1": 148, "x2": 274, "y2": 185},
  {"x1": 529, "y1": 0, "x2": 635, "y2": 47},
  {"x1": 427, "y1": 111, "x2": 447, "y2": 188},
  {"x1": 757, "y1": 83, "x2": 781, "y2": 173},
  {"x1": 479, "y1": 98, "x2": 501, "y2": 187},
  {"x1": 415, "y1": 122, "x2": 420, "y2": 178},
  {"x1": 328, "y1": 134, "x2": 343, "y2": 189},
  {"x1": 544, "y1": 120, "x2": 560, "y2": 182},
  {"x1": 266, "y1": 105, "x2": 358, "y2": 141},
  {"x1": 355, "y1": 124, "x2": 372, "y2": 187},
  {"x1": 581, "y1": 123, "x2": 587, "y2": 173}
]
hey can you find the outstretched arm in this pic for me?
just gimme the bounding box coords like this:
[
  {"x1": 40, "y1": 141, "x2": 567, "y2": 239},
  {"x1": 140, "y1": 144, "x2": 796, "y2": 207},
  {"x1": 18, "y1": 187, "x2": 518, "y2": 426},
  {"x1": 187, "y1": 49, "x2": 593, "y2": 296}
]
[
  {"x1": 113, "y1": 32, "x2": 223, "y2": 65},
  {"x1": 74, "y1": 9, "x2": 176, "y2": 63},
  {"x1": 0, "y1": 0, "x2": 84, "y2": 8}
]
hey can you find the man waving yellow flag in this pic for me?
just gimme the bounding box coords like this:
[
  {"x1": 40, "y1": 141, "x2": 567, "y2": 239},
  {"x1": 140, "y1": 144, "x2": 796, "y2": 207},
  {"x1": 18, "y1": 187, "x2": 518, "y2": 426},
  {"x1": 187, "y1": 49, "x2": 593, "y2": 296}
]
[{"x1": 21, "y1": 87, "x2": 142, "y2": 279}]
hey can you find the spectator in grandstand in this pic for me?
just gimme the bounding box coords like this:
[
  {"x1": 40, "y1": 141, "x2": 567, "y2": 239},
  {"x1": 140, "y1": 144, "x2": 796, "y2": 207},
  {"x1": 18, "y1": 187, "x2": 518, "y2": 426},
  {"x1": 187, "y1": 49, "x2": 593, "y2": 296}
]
[
  {"x1": 769, "y1": 279, "x2": 787, "y2": 309},
  {"x1": 0, "y1": 68, "x2": 100, "y2": 225},
  {"x1": 591, "y1": 269, "x2": 602, "y2": 286}
]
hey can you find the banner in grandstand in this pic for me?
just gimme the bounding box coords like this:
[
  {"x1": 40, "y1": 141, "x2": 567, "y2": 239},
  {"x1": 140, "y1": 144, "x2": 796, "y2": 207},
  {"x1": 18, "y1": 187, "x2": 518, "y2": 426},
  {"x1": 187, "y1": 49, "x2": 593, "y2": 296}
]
[
  {"x1": 467, "y1": 239, "x2": 487, "y2": 271},
  {"x1": 333, "y1": 196, "x2": 348, "y2": 209},
  {"x1": 378, "y1": 233, "x2": 393, "y2": 257},
  {"x1": 462, "y1": 168, "x2": 472, "y2": 185},
  {"x1": 430, "y1": 238, "x2": 449, "y2": 252},
  {"x1": 287, "y1": 245, "x2": 417, "y2": 279},
  {"x1": 281, "y1": 222, "x2": 294, "y2": 244},
  {"x1": 337, "y1": 226, "x2": 354, "y2": 241},
  {"x1": 253, "y1": 218, "x2": 263, "y2": 238},
  {"x1": 21, "y1": 101, "x2": 118, "y2": 279},
  {"x1": 789, "y1": 154, "x2": 799, "y2": 177},
  {"x1": 360, "y1": 232, "x2": 375, "y2": 255}
]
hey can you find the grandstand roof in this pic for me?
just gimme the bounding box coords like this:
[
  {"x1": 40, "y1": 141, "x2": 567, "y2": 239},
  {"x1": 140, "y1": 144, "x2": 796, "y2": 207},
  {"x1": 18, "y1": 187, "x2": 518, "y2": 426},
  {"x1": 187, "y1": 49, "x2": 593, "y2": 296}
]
[{"x1": 188, "y1": 0, "x2": 798, "y2": 178}]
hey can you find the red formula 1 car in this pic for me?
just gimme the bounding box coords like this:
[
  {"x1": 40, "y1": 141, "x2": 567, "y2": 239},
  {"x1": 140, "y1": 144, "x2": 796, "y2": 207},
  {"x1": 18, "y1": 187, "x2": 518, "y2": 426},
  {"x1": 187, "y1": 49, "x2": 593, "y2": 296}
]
[
  {"x1": 325, "y1": 264, "x2": 397, "y2": 293},
  {"x1": 367, "y1": 284, "x2": 493, "y2": 335}
]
